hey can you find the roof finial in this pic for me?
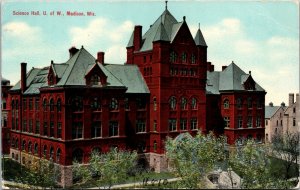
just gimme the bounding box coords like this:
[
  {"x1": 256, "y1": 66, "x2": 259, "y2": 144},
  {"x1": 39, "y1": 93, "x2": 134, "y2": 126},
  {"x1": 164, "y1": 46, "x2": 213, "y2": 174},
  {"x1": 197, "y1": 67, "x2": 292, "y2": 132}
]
[
  {"x1": 165, "y1": 0, "x2": 168, "y2": 10},
  {"x1": 198, "y1": 23, "x2": 200, "y2": 30},
  {"x1": 183, "y1": 16, "x2": 186, "y2": 22}
]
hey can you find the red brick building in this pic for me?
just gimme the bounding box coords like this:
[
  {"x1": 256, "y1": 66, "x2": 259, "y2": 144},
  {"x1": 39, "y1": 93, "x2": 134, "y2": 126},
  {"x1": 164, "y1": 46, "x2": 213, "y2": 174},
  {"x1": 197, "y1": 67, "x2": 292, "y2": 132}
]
[
  {"x1": 7, "y1": 5, "x2": 266, "y2": 187},
  {"x1": 2, "y1": 78, "x2": 12, "y2": 154}
]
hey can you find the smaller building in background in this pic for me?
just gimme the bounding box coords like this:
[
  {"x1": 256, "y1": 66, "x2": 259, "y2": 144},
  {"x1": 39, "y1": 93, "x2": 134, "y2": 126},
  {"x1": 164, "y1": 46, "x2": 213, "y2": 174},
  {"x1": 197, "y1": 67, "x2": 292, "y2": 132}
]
[
  {"x1": 283, "y1": 93, "x2": 299, "y2": 135},
  {"x1": 265, "y1": 102, "x2": 286, "y2": 142},
  {"x1": 2, "y1": 77, "x2": 12, "y2": 154}
]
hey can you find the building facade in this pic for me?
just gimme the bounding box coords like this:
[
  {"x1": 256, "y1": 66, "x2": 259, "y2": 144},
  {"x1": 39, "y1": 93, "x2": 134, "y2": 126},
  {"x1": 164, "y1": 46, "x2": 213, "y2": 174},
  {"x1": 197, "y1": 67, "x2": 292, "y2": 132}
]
[
  {"x1": 2, "y1": 78, "x2": 12, "y2": 154},
  {"x1": 283, "y1": 93, "x2": 299, "y2": 135},
  {"x1": 265, "y1": 102, "x2": 286, "y2": 142},
  {"x1": 7, "y1": 5, "x2": 266, "y2": 187}
]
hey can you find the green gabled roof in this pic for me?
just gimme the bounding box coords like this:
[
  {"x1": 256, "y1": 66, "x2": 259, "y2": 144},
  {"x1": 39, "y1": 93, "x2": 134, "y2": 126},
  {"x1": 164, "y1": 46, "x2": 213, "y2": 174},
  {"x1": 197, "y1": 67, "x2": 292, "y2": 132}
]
[
  {"x1": 265, "y1": 106, "x2": 281, "y2": 119},
  {"x1": 11, "y1": 66, "x2": 49, "y2": 94},
  {"x1": 126, "y1": 31, "x2": 134, "y2": 48},
  {"x1": 194, "y1": 28, "x2": 207, "y2": 46},
  {"x1": 153, "y1": 23, "x2": 170, "y2": 42},
  {"x1": 206, "y1": 62, "x2": 265, "y2": 94},
  {"x1": 140, "y1": 9, "x2": 178, "y2": 52},
  {"x1": 104, "y1": 64, "x2": 150, "y2": 94},
  {"x1": 52, "y1": 63, "x2": 68, "y2": 79},
  {"x1": 170, "y1": 22, "x2": 183, "y2": 42}
]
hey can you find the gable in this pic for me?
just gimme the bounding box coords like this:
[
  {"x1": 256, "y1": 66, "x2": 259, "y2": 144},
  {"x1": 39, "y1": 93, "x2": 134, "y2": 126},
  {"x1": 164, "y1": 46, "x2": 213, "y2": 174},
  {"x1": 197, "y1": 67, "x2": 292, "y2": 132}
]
[
  {"x1": 243, "y1": 75, "x2": 256, "y2": 90},
  {"x1": 85, "y1": 63, "x2": 107, "y2": 86},
  {"x1": 171, "y1": 22, "x2": 196, "y2": 46}
]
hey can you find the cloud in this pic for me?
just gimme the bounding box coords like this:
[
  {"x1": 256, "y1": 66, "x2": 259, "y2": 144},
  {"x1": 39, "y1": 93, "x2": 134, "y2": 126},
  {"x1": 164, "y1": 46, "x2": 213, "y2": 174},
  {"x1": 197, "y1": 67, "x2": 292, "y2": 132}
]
[
  {"x1": 69, "y1": 18, "x2": 134, "y2": 63},
  {"x1": 192, "y1": 18, "x2": 299, "y2": 105}
]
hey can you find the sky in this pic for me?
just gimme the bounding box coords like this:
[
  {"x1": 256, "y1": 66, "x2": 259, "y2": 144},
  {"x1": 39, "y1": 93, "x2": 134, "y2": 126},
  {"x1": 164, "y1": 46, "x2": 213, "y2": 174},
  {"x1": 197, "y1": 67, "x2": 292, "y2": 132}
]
[{"x1": 1, "y1": 0, "x2": 299, "y2": 105}]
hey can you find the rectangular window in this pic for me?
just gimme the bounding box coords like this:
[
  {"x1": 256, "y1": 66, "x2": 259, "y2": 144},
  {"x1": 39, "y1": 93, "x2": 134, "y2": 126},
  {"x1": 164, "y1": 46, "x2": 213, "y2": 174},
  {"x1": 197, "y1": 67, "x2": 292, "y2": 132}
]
[
  {"x1": 29, "y1": 120, "x2": 33, "y2": 133},
  {"x1": 280, "y1": 120, "x2": 282, "y2": 126},
  {"x1": 190, "y1": 118, "x2": 198, "y2": 130},
  {"x1": 23, "y1": 98, "x2": 27, "y2": 110},
  {"x1": 35, "y1": 98, "x2": 39, "y2": 111},
  {"x1": 57, "y1": 122, "x2": 62, "y2": 138},
  {"x1": 43, "y1": 122, "x2": 48, "y2": 136},
  {"x1": 237, "y1": 116, "x2": 243, "y2": 128},
  {"x1": 293, "y1": 118, "x2": 296, "y2": 126},
  {"x1": 224, "y1": 117, "x2": 230, "y2": 128},
  {"x1": 72, "y1": 122, "x2": 83, "y2": 139},
  {"x1": 180, "y1": 118, "x2": 187, "y2": 130},
  {"x1": 92, "y1": 121, "x2": 102, "y2": 138},
  {"x1": 136, "y1": 120, "x2": 146, "y2": 133},
  {"x1": 247, "y1": 116, "x2": 253, "y2": 128},
  {"x1": 266, "y1": 120, "x2": 268, "y2": 126},
  {"x1": 50, "y1": 122, "x2": 54, "y2": 137},
  {"x1": 153, "y1": 120, "x2": 157, "y2": 132},
  {"x1": 256, "y1": 117, "x2": 261, "y2": 128},
  {"x1": 22, "y1": 120, "x2": 27, "y2": 132},
  {"x1": 29, "y1": 98, "x2": 33, "y2": 110},
  {"x1": 168, "y1": 119, "x2": 177, "y2": 131},
  {"x1": 35, "y1": 121, "x2": 40, "y2": 134},
  {"x1": 109, "y1": 121, "x2": 119, "y2": 136}
]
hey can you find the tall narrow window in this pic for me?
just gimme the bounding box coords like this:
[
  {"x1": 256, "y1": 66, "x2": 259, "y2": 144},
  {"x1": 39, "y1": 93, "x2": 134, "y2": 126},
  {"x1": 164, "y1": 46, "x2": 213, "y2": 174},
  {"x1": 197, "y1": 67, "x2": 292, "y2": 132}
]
[
  {"x1": 28, "y1": 141, "x2": 32, "y2": 154},
  {"x1": 23, "y1": 98, "x2": 27, "y2": 110},
  {"x1": 35, "y1": 98, "x2": 40, "y2": 111},
  {"x1": 50, "y1": 122, "x2": 54, "y2": 137},
  {"x1": 169, "y1": 96, "x2": 177, "y2": 110},
  {"x1": 181, "y1": 97, "x2": 187, "y2": 110},
  {"x1": 91, "y1": 74, "x2": 101, "y2": 85},
  {"x1": 256, "y1": 117, "x2": 261, "y2": 128},
  {"x1": 191, "y1": 54, "x2": 196, "y2": 64},
  {"x1": 224, "y1": 99, "x2": 230, "y2": 109},
  {"x1": 181, "y1": 52, "x2": 187, "y2": 63},
  {"x1": 57, "y1": 99, "x2": 61, "y2": 112},
  {"x1": 247, "y1": 98, "x2": 252, "y2": 109},
  {"x1": 57, "y1": 122, "x2": 62, "y2": 138},
  {"x1": 169, "y1": 119, "x2": 177, "y2": 131},
  {"x1": 247, "y1": 116, "x2": 253, "y2": 128},
  {"x1": 109, "y1": 121, "x2": 119, "y2": 136},
  {"x1": 238, "y1": 116, "x2": 243, "y2": 128},
  {"x1": 153, "y1": 97, "x2": 157, "y2": 111},
  {"x1": 237, "y1": 98, "x2": 242, "y2": 109},
  {"x1": 190, "y1": 118, "x2": 198, "y2": 130},
  {"x1": 136, "y1": 120, "x2": 146, "y2": 133},
  {"x1": 50, "y1": 146, "x2": 54, "y2": 160},
  {"x1": 29, "y1": 98, "x2": 33, "y2": 110},
  {"x1": 43, "y1": 122, "x2": 48, "y2": 136},
  {"x1": 91, "y1": 97, "x2": 101, "y2": 111},
  {"x1": 191, "y1": 97, "x2": 197, "y2": 110},
  {"x1": 35, "y1": 121, "x2": 40, "y2": 134},
  {"x1": 29, "y1": 120, "x2": 33, "y2": 133},
  {"x1": 22, "y1": 120, "x2": 27, "y2": 132},
  {"x1": 137, "y1": 98, "x2": 146, "y2": 110},
  {"x1": 72, "y1": 122, "x2": 83, "y2": 139},
  {"x1": 43, "y1": 99, "x2": 47, "y2": 111},
  {"x1": 56, "y1": 148, "x2": 61, "y2": 163},
  {"x1": 22, "y1": 140, "x2": 26, "y2": 151},
  {"x1": 170, "y1": 51, "x2": 177, "y2": 63},
  {"x1": 153, "y1": 120, "x2": 157, "y2": 132},
  {"x1": 293, "y1": 118, "x2": 296, "y2": 126},
  {"x1": 72, "y1": 96, "x2": 83, "y2": 112},
  {"x1": 153, "y1": 141, "x2": 157, "y2": 152},
  {"x1": 92, "y1": 121, "x2": 101, "y2": 138},
  {"x1": 124, "y1": 98, "x2": 130, "y2": 110},
  {"x1": 50, "y1": 99, "x2": 54, "y2": 111},
  {"x1": 180, "y1": 119, "x2": 187, "y2": 130},
  {"x1": 34, "y1": 143, "x2": 38, "y2": 155},
  {"x1": 224, "y1": 117, "x2": 230, "y2": 128},
  {"x1": 110, "y1": 98, "x2": 118, "y2": 111}
]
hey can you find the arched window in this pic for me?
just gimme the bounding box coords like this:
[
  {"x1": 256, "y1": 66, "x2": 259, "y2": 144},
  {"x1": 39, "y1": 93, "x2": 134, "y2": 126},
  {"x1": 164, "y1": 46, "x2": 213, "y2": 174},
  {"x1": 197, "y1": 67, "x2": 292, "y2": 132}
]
[
  {"x1": 15, "y1": 100, "x2": 19, "y2": 110},
  {"x1": 50, "y1": 146, "x2": 54, "y2": 160},
  {"x1": 91, "y1": 97, "x2": 101, "y2": 111},
  {"x1": 247, "y1": 97, "x2": 252, "y2": 109},
  {"x1": 170, "y1": 51, "x2": 177, "y2": 63},
  {"x1": 153, "y1": 97, "x2": 157, "y2": 111},
  {"x1": 22, "y1": 140, "x2": 26, "y2": 151},
  {"x1": 49, "y1": 99, "x2": 54, "y2": 111},
  {"x1": 110, "y1": 98, "x2": 118, "y2": 110},
  {"x1": 57, "y1": 98, "x2": 62, "y2": 112},
  {"x1": 43, "y1": 145, "x2": 47, "y2": 158},
  {"x1": 191, "y1": 54, "x2": 196, "y2": 64},
  {"x1": 11, "y1": 99, "x2": 15, "y2": 110},
  {"x1": 56, "y1": 148, "x2": 61, "y2": 163},
  {"x1": 224, "y1": 99, "x2": 230, "y2": 109},
  {"x1": 91, "y1": 74, "x2": 101, "y2": 85},
  {"x1": 28, "y1": 141, "x2": 32, "y2": 154},
  {"x1": 181, "y1": 97, "x2": 187, "y2": 110},
  {"x1": 43, "y1": 98, "x2": 47, "y2": 111},
  {"x1": 73, "y1": 148, "x2": 83, "y2": 163},
  {"x1": 11, "y1": 138, "x2": 15, "y2": 148},
  {"x1": 153, "y1": 141, "x2": 157, "y2": 152},
  {"x1": 72, "y1": 96, "x2": 83, "y2": 112},
  {"x1": 181, "y1": 52, "x2": 187, "y2": 63},
  {"x1": 92, "y1": 147, "x2": 102, "y2": 154},
  {"x1": 237, "y1": 98, "x2": 242, "y2": 109},
  {"x1": 34, "y1": 143, "x2": 38, "y2": 154},
  {"x1": 191, "y1": 97, "x2": 197, "y2": 109},
  {"x1": 169, "y1": 96, "x2": 177, "y2": 110}
]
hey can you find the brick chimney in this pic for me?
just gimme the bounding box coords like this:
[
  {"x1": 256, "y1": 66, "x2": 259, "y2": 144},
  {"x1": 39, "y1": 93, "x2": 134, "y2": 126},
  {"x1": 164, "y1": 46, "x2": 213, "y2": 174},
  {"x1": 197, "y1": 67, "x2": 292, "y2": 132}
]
[
  {"x1": 133, "y1": 25, "x2": 142, "y2": 51},
  {"x1": 222, "y1": 66, "x2": 227, "y2": 71},
  {"x1": 269, "y1": 102, "x2": 273, "y2": 107},
  {"x1": 296, "y1": 93, "x2": 299, "y2": 104},
  {"x1": 289, "y1": 93, "x2": 294, "y2": 106},
  {"x1": 97, "y1": 52, "x2": 105, "y2": 64},
  {"x1": 207, "y1": 62, "x2": 211, "y2": 71},
  {"x1": 210, "y1": 65, "x2": 214, "y2": 72},
  {"x1": 21, "y1": 62, "x2": 27, "y2": 93},
  {"x1": 69, "y1": 46, "x2": 79, "y2": 58}
]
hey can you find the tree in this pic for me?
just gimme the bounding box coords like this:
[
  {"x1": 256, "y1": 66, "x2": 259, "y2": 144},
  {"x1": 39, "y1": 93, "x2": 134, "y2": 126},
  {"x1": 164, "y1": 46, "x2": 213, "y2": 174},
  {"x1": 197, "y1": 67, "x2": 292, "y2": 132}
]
[
  {"x1": 72, "y1": 148, "x2": 138, "y2": 188},
  {"x1": 271, "y1": 131, "x2": 299, "y2": 182},
  {"x1": 165, "y1": 132, "x2": 227, "y2": 188}
]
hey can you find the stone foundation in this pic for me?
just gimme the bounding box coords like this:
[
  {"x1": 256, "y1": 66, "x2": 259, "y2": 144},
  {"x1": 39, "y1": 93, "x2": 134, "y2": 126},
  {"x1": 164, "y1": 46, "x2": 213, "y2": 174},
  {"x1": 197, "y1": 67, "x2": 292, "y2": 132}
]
[
  {"x1": 145, "y1": 153, "x2": 169, "y2": 173},
  {"x1": 60, "y1": 165, "x2": 73, "y2": 188}
]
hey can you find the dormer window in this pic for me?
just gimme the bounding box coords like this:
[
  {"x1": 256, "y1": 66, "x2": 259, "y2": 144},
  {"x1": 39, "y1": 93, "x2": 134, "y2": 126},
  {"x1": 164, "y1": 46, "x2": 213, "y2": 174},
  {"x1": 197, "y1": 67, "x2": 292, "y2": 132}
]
[
  {"x1": 181, "y1": 52, "x2": 187, "y2": 63},
  {"x1": 91, "y1": 74, "x2": 101, "y2": 85},
  {"x1": 170, "y1": 51, "x2": 177, "y2": 63},
  {"x1": 191, "y1": 54, "x2": 196, "y2": 64}
]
